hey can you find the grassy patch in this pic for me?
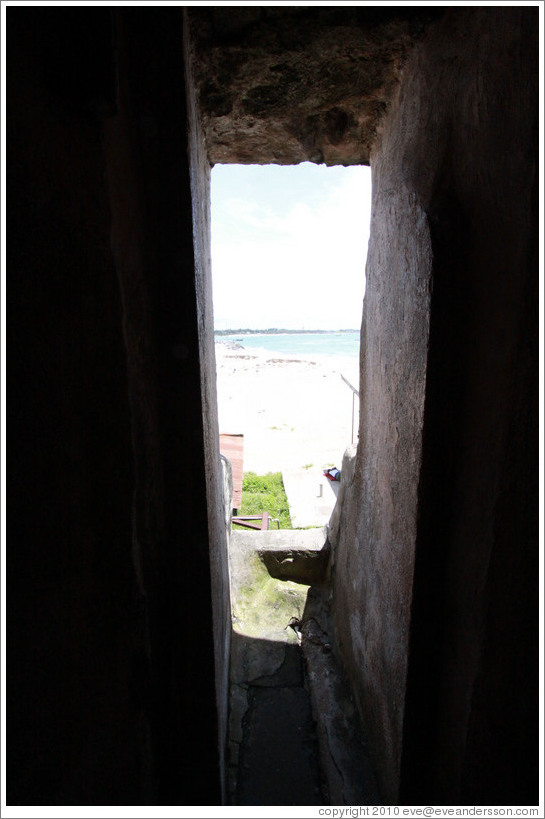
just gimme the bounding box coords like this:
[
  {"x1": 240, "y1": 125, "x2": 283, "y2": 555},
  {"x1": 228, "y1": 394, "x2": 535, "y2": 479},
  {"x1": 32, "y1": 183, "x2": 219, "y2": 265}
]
[{"x1": 234, "y1": 471, "x2": 292, "y2": 529}]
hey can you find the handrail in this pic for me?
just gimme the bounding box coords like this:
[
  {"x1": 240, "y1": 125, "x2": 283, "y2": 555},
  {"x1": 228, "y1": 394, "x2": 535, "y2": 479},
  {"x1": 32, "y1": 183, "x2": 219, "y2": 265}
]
[
  {"x1": 340, "y1": 372, "x2": 359, "y2": 443},
  {"x1": 340, "y1": 373, "x2": 359, "y2": 397}
]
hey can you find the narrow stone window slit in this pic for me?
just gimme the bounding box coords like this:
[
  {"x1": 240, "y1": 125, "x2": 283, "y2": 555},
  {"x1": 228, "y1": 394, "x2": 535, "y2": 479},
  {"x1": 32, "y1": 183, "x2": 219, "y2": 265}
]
[{"x1": 211, "y1": 162, "x2": 375, "y2": 805}]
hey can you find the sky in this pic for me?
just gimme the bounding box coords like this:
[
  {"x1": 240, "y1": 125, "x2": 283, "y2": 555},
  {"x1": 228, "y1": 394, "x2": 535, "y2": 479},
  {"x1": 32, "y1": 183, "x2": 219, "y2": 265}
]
[{"x1": 211, "y1": 162, "x2": 372, "y2": 331}]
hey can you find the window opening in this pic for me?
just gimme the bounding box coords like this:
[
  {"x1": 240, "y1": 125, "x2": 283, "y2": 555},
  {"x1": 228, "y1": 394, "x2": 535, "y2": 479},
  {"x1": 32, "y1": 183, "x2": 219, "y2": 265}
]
[
  {"x1": 212, "y1": 162, "x2": 372, "y2": 804},
  {"x1": 211, "y1": 162, "x2": 371, "y2": 531}
]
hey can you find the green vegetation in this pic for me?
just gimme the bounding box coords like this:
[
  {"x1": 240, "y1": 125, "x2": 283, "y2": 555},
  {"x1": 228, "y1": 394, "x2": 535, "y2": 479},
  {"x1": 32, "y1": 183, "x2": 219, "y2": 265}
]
[
  {"x1": 234, "y1": 471, "x2": 292, "y2": 529},
  {"x1": 302, "y1": 463, "x2": 314, "y2": 470},
  {"x1": 231, "y1": 549, "x2": 308, "y2": 639}
]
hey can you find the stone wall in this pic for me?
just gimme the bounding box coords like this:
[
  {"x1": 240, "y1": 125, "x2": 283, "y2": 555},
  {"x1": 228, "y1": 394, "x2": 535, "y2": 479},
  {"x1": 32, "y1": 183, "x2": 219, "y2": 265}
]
[
  {"x1": 8, "y1": 8, "x2": 224, "y2": 804},
  {"x1": 399, "y1": 8, "x2": 538, "y2": 805},
  {"x1": 184, "y1": 14, "x2": 233, "y2": 800},
  {"x1": 330, "y1": 7, "x2": 538, "y2": 804},
  {"x1": 187, "y1": 6, "x2": 442, "y2": 166},
  {"x1": 8, "y1": 5, "x2": 538, "y2": 807},
  {"x1": 329, "y1": 111, "x2": 432, "y2": 804},
  {"x1": 8, "y1": 9, "x2": 149, "y2": 803}
]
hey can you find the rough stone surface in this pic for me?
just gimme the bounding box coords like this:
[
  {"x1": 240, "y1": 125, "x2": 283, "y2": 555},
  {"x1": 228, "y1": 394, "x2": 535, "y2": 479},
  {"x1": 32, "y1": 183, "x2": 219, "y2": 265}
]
[
  {"x1": 227, "y1": 529, "x2": 322, "y2": 805},
  {"x1": 229, "y1": 531, "x2": 310, "y2": 642},
  {"x1": 330, "y1": 6, "x2": 538, "y2": 805},
  {"x1": 301, "y1": 586, "x2": 381, "y2": 806},
  {"x1": 8, "y1": 4, "x2": 538, "y2": 809},
  {"x1": 220, "y1": 454, "x2": 233, "y2": 535},
  {"x1": 236, "y1": 686, "x2": 323, "y2": 806},
  {"x1": 185, "y1": 18, "x2": 232, "y2": 801},
  {"x1": 231, "y1": 527, "x2": 329, "y2": 585},
  {"x1": 227, "y1": 529, "x2": 383, "y2": 806},
  {"x1": 259, "y1": 545, "x2": 330, "y2": 586},
  {"x1": 105, "y1": 12, "x2": 222, "y2": 804},
  {"x1": 330, "y1": 106, "x2": 433, "y2": 802},
  {"x1": 252, "y1": 525, "x2": 330, "y2": 585},
  {"x1": 397, "y1": 9, "x2": 538, "y2": 806},
  {"x1": 186, "y1": 7, "x2": 442, "y2": 165},
  {"x1": 8, "y1": 11, "x2": 149, "y2": 804},
  {"x1": 327, "y1": 445, "x2": 357, "y2": 555},
  {"x1": 8, "y1": 8, "x2": 224, "y2": 805}
]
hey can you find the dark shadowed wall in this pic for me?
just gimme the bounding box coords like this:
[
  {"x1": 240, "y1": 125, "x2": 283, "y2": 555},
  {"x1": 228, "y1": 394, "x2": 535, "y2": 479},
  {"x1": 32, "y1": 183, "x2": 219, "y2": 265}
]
[
  {"x1": 399, "y1": 8, "x2": 538, "y2": 806},
  {"x1": 183, "y1": 10, "x2": 232, "y2": 803},
  {"x1": 8, "y1": 8, "x2": 224, "y2": 805}
]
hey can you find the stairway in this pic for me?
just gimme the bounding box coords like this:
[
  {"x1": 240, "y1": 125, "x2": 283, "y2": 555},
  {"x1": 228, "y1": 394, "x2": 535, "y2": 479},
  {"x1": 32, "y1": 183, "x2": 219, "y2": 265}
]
[{"x1": 227, "y1": 527, "x2": 380, "y2": 806}]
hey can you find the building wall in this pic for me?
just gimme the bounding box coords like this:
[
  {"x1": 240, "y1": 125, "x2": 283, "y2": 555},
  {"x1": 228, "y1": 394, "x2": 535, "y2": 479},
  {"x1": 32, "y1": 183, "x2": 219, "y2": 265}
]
[
  {"x1": 8, "y1": 5, "x2": 538, "y2": 808},
  {"x1": 8, "y1": 8, "x2": 224, "y2": 805},
  {"x1": 184, "y1": 11, "x2": 232, "y2": 804},
  {"x1": 399, "y1": 8, "x2": 538, "y2": 805},
  {"x1": 330, "y1": 7, "x2": 538, "y2": 804}
]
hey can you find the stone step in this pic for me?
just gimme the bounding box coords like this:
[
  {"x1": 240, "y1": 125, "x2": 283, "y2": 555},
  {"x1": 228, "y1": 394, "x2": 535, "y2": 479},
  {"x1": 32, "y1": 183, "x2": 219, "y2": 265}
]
[{"x1": 231, "y1": 526, "x2": 329, "y2": 585}]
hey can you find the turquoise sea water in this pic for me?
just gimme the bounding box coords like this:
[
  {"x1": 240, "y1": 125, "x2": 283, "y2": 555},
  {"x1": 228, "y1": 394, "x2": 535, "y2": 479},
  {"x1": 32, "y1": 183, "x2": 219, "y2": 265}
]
[{"x1": 216, "y1": 331, "x2": 360, "y2": 358}]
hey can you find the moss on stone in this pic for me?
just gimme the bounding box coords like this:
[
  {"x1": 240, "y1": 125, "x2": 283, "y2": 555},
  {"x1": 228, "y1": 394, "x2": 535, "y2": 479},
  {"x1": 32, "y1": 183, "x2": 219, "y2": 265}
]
[{"x1": 232, "y1": 551, "x2": 309, "y2": 640}]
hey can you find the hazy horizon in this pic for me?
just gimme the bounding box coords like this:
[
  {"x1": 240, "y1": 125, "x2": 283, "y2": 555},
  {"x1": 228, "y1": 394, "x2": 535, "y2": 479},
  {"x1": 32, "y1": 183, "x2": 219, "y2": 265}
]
[{"x1": 215, "y1": 327, "x2": 360, "y2": 334}]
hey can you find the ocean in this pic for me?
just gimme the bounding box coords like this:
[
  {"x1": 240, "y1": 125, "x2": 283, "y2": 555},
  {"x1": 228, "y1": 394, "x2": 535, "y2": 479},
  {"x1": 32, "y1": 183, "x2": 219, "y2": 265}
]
[{"x1": 215, "y1": 331, "x2": 360, "y2": 358}]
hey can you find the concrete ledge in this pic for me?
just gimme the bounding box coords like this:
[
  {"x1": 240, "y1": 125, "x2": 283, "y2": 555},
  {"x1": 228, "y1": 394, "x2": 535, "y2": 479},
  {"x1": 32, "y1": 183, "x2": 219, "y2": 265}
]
[
  {"x1": 231, "y1": 527, "x2": 328, "y2": 552},
  {"x1": 259, "y1": 544, "x2": 330, "y2": 585},
  {"x1": 232, "y1": 527, "x2": 330, "y2": 585},
  {"x1": 282, "y1": 468, "x2": 340, "y2": 528}
]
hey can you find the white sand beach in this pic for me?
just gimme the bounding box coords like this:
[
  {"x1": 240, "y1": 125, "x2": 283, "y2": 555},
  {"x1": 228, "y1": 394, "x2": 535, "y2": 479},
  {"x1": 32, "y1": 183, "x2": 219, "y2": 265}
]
[{"x1": 215, "y1": 341, "x2": 360, "y2": 476}]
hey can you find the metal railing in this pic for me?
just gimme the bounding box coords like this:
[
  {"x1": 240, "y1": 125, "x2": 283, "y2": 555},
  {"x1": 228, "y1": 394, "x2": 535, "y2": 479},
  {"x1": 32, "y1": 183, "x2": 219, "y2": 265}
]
[{"x1": 340, "y1": 373, "x2": 359, "y2": 444}]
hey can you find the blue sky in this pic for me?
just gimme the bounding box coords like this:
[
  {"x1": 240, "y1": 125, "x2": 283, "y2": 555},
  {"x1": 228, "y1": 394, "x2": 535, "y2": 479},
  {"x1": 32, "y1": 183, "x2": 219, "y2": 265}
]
[{"x1": 211, "y1": 163, "x2": 372, "y2": 330}]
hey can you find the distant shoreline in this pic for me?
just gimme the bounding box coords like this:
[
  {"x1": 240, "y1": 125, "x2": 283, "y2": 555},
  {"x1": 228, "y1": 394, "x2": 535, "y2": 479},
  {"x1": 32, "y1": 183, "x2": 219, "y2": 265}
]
[
  {"x1": 215, "y1": 328, "x2": 359, "y2": 336},
  {"x1": 215, "y1": 342, "x2": 359, "y2": 474}
]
